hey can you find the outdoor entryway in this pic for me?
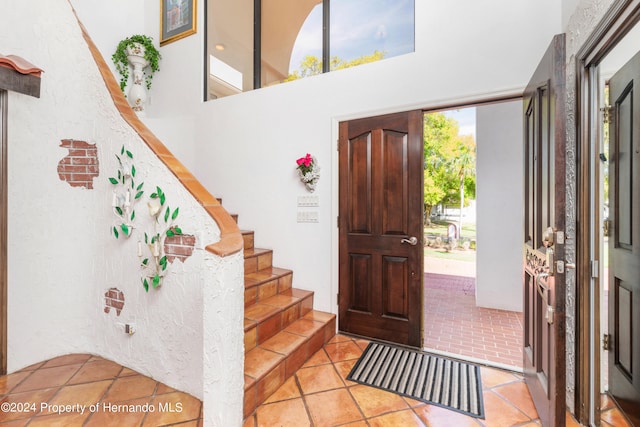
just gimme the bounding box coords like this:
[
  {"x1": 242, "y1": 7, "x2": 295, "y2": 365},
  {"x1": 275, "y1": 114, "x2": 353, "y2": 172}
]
[{"x1": 421, "y1": 103, "x2": 525, "y2": 371}]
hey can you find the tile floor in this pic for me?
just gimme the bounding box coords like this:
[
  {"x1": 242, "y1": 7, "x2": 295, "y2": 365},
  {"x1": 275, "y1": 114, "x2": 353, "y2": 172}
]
[
  {"x1": 0, "y1": 354, "x2": 202, "y2": 426},
  {"x1": 0, "y1": 335, "x2": 633, "y2": 426},
  {"x1": 423, "y1": 272, "x2": 524, "y2": 369},
  {"x1": 245, "y1": 334, "x2": 540, "y2": 427}
]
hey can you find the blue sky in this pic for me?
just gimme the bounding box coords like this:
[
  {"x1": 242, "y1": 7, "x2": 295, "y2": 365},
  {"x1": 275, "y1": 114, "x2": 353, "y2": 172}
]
[
  {"x1": 289, "y1": 0, "x2": 415, "y2": 71},
  {"x1": 445, "y1": 107, "x2": 477, "y2": 140}
]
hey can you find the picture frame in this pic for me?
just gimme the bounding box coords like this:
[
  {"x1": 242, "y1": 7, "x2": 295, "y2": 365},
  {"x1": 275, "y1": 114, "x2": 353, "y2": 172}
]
[{"x1": 160, "y1": 0, "x2": 197, "y2": 46}]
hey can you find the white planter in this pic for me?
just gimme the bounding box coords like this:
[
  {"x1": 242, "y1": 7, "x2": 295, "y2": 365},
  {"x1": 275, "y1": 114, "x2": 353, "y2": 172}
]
[{"x1": 126, "y1": 43, "x2": 150, "y2": 114}]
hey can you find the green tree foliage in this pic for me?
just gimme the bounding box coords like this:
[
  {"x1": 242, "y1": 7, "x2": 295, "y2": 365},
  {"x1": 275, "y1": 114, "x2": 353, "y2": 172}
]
[
  {"x1": 286, "y1": 51, "x2": 386, "y2": 81},
  {"x1": 423, "y1": 112, "x2": 476, "y2": 222}
]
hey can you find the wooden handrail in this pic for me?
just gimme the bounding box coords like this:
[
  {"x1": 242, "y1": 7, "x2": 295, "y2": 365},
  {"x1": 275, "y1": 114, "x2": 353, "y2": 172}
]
[{"x1": 72, "y1": 10, "x2": 242, "y2": 257}]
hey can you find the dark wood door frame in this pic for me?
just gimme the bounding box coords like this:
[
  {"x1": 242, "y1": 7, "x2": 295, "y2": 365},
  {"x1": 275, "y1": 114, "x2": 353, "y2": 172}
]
[{"x1": 575, "y1": 0, "x2": 640, "y2": 424}]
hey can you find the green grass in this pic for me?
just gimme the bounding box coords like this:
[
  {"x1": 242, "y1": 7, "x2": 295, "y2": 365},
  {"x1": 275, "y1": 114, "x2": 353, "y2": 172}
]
[
  {"x1": 424, "y1": 220, "x2": 476, "y2": 240},
  {"x1": 423, "y1": 220, "x2": 477, "y2": 262},
  {"x1": 424, "y1": 246, "x2": 477, "y2": 262}
]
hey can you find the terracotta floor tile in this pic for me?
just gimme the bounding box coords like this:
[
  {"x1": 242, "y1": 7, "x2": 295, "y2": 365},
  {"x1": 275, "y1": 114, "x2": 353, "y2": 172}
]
[
  {"x1": 244, "y1": 347, "x2": 284, "y2": 380},
  {"x1": 255, "y1": 398, "x2": 310, "y2": 427},
  {"x1": 481, "y1": 390, "x2": 531, "y2": 426},
  {"x1": 261, "y1": 331, "x2": 307, "y2": 355},
  {"x1": 333, "y1": 359, "x2": 358, "y2": 385},
  {"x1": 264, "y1": 376, "x2": 300, "y2": 404},
  {"x1": 45, "y1": 380, "x2": 111, "y2": 411},
  {"x1": 155, "y1": 382, "x2": 176, "y2": 395},
  {"x1": 0, "y1": 371, "x2": 31, "y2": 394},
  {"x1": 118, "y1": 367, "x2": 138, "y2": 377},
  {"x1": 492, "y1": 381, "x2": 538, "y2": 419},
  {"x1": 83, "y1": 397, "x2": 148, "y2": 427},
  {"x1": 323, "y1": 341, "x2": 364, "y2": 362},
  {"x1": 41, "y1": 354, "x2": 92, "y2": 369},
  {"x1": 67, "y1": 359, "x2": 123, "y2": 385},
  {"x1": 142, "y1": 391, "x2": 201, "y2": 426},
  {"x1": 368, "y1": 409, "x2": 427, "y2": 426},
  {"x1": 348, "y1": 384, "x2": 409, "y2": 418},
  {"x1": 0, "y1": 419, "x2": 29, "y2": 426},
  {"x1": 479, "y1": 366, "x2": 521, "y2": 389},
  {"x1": 11, "y1": 364, "x2": 82, "y2": 393},
  {"x1": 27, "y1": 412, "x2": 90, "y2": 427},
  {"x1": 0, "y1": 388, "x2": 59, "y2": 422},
  {"x1": 284, "y1": 318, "x2": 324, "y2": 337},
  {"x1": 566, "y1": 411, "x2": 582, "y2": 427},
  {"x1": 296, "y1": 364, "x2": 344, "y2": 395},
  {"x1": 16, "y1": 362, "x2": 45, "y2": 372},
  {"x1": 302, "y1": 348, "x2": 331, "y2": 367},
  {"x1": 601, "y1": 407, "x2": 632, "y2": 427},
  {"x1": 338, "y1": 421, "x2": 369, "y2": 427},
  {"x1": 413, "y1": 404, "x2": 482, "y2": 427},
  {"x1": 305, "y1": 388, "x2": 363, "y2": 427},
  {"x1": 328, "y1": 335, "x2": 353, "y2": 344},
  {"x1": 102, "y1": 375, "x2": 157, "y2": 402}
]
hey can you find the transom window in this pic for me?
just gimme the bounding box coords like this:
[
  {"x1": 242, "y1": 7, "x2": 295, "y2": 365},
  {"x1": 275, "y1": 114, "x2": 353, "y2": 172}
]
[{"x1": 206, "y1": 0, "x2": 415, "y2": 100}]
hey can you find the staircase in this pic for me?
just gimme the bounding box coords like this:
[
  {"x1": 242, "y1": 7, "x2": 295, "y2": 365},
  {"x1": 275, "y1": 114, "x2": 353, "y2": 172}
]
[{"x1": 240, "y1": 225, "x2": 336, "y2": 419}]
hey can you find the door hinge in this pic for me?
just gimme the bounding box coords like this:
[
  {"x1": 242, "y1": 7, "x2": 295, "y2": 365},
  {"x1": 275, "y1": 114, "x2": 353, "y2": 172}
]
[
  {"x1": 603, "y1": 333, "x2": 611, "y2": 351},
  {"x1": 336, "y1": 293, "x2": 340, "y2": 305},
  {"x1": 337, "y1": 216, "x2": 340, "y2": 228},
  {"x1": 337, "y1": 139, "x2": 341, "y2": 151},
  {"x1": 603, "y1": 219, "x2": 611, "y2": 237},
  {"x1": 601, "y1": 105, "x2": 613, "y2": 124},
  {"x1": 591, "y1": 260, "x2": 599, "y2": 278}
]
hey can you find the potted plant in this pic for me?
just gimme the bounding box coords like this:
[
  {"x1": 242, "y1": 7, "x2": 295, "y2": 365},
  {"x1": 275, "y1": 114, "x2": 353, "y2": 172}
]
[{"x1": 112, "y1": 34, "x2": 161, "y2": 93}]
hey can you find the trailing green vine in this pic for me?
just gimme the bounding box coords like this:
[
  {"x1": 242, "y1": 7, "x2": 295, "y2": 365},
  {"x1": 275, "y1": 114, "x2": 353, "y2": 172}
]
[
  {"x1": 139, "y1": 186, "x2": 182, "y2": 292},
  {"x1": 109, "y1": 145, "x2": 144, "y2": 238}
]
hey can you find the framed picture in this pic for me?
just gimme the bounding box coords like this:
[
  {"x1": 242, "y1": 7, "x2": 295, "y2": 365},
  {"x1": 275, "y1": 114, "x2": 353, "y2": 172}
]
[{"x1": 160, "y1": 0, "x2": 197, "y2": 46}]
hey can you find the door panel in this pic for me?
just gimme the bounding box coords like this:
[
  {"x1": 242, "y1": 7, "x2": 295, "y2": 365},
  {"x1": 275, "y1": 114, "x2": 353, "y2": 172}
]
[
  {"x1": 338, "y1": 111, "x2": 423, "y2": 347},
  {"x1": 522, "y1": 34, "x2": 566, "y2": 427},
  {"x1": 608, "y1": 48, "x2": 640, "y2": 426}
]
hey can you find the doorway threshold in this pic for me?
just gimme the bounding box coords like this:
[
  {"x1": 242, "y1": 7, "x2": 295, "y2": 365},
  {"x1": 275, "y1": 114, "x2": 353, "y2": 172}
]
[{"x1": 422, "y1": 347, "x2": 524, "y2": 374}]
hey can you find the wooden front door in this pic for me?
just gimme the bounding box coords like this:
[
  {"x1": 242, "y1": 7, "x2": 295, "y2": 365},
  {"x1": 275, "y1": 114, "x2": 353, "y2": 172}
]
[
  {"x1": 522, "y1": 34, "x2": 567, "y2": 427},
  {"x1": 338, "y1": 111, "x2": 423, "y2": 347},
  {"x1": 607, "y1": 48, "x2": 640, "y2": 426}
]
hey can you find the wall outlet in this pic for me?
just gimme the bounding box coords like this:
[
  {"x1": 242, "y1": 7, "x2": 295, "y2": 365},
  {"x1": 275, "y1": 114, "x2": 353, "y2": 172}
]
[{"x1": 125, "y1": 323, "x2": 136, "y2": 335}]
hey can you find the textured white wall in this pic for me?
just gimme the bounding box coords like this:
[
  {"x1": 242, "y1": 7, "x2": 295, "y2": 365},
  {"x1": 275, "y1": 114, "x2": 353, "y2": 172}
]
[
  {"x1": 194, "y1": 1, "x2": 562, "y2": 315},
  {"x1": 69, "y1": 0, "x2": 563, "y2": 317},
  {"x1": 2, "y1": 1, "x2": 244, "y2": 425},
  {"x1": 476, "y1": 100, "x2": 524, "y2": 312}
]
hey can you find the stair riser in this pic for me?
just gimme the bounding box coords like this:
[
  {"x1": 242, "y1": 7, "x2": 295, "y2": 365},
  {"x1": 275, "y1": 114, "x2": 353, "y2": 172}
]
[
  {"x1": 244, "y1": 252, "x2": 272, "y2": 274},
  {"x1": 243, "y1": 319, "x2": 336, "y2": 418},
  {"x1": 242, "y1": 232, "x2": 254, "y2": 250},
  {"x1": 244, "y1": 273, "x2": 292, "y2": 308},
  {"x1": 244, "y1": 294, "x2": 314, "y2": 353}
]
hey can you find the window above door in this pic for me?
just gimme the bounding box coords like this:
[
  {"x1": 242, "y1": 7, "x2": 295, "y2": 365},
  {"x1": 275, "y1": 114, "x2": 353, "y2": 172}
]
[{"x1": 205, "y1": 0, "x2": 415, "y2": 100}]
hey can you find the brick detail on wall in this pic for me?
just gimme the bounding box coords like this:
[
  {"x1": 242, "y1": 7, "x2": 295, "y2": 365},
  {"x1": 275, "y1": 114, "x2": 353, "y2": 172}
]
[
  {"x1": 104, "y1": 287, "x2": 124, "y2": 316},
  {"x1": 164, "y1": 234, "x2": 196, "y2": 263},
  {"x1": 57, "y1": 139, "x2": 99, "y2": 189}
]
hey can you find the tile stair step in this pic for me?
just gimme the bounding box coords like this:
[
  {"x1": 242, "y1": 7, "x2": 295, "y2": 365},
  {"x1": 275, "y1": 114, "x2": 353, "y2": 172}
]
[
  {"x1": 243, "y1": 310, "x2": 336, "y2": 419},
  {"x1": 244, "y1": 288, "x2": 314, "y2": 352},
  {"x1": 241, "y1": 230, "x2": 254, "y2": 250},
  {"x1": 244, "y1": 267, "x2": 293, "y2": 307},
  {"x1": 244, "y1": 247, "x2": 273, "y2": 273}
]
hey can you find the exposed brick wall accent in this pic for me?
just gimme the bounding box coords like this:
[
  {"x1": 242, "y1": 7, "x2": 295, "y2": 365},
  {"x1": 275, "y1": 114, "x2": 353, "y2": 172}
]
[
  {"x1": 104, "y1": 287, "x2": 124, "y2": 316},
  {"x1": 57, "y1": 139, "x2": 99, "y2": 189},
  {"x1": 164, "y1": 234, "x2": 196, "y2": 263}
]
